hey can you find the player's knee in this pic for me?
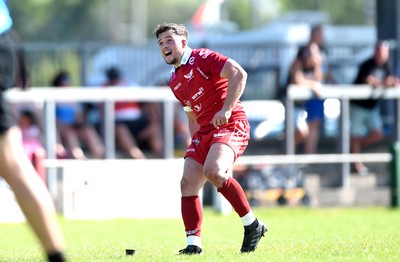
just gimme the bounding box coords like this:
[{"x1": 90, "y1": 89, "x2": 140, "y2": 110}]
[
  {"x1": 180, "y1": 176, "x2": 203, "y2": 195},
  {"x1": 180, "y1": 176, "x2": 188, "y2": 190},
  {"x1": 204, "y1": 168, "x2": 226, "y2": 187},
  {"x1": 180, "y1": 176, "x2": 194, "y2": 192}
]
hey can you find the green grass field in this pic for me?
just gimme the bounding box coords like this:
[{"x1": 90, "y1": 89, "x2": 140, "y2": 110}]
[{"x1": 0, "y1": 207, "x2": 399, "y2": 261}]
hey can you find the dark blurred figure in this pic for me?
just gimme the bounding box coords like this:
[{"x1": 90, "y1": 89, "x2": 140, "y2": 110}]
[
  {"x1": 102, "y1": 67, "x2": 163, "y2": 158},
  {"x1": 0, "y1": 1, "x2": 66, "y2": 260},
  {"x1": 350, "y1": 41, "x2": 397, "y2": 174},
  {"x1": 9, "y1": 30, "x2": 30, "y2": 89}
]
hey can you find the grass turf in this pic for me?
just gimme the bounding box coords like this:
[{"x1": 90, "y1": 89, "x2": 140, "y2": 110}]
[{"x1": 0, "y1": 207, "x2": 399, "y2": 261}]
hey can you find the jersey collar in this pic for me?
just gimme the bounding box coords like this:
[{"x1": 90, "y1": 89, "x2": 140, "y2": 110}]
[{"x1": 170, "y1": 47, "x2": 193, "y2": 73}]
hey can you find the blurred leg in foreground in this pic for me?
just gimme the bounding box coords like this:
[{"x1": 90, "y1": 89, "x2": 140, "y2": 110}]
[
  {"x1": 0, "y1": 2, "x2": 67, "y2": 259},
  {"x1": 0, "y1": 126, "x2": 67, "y2": 261}
]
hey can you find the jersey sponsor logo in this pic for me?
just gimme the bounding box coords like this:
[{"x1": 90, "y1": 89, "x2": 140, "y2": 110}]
[
  {"x1": 214, "y1": 133, "x2": 228, "y2": 138},
  {"x1": 186, "y1": 148, "x2": 195, "y2": 153},
  {"x1": 191, "y1": 87, "x2": 204, "y2": 101},
  {"x1": 173, "y1": 82, "x2": 182, "y2": 91},
  {"x1": 213, "y1": 129, "x2": 228, "y2": 137},
  {"x1": 193, "y1": 104, "x2": 202, "y2": 112},
  {"x1": 199, "y1": 49, "x2": 211, "y2": 59},
  {"x1": 189, "y1": 57, "x2": 195, "y2": 65},
  {"x1": 214, "y1": 128, "x2": 229, "y2": 138},
  {"x1": 196, "y1": 67, "x2": 209, "y2": 79},
  {"x1": 184, "y1": 69, "x2": 194, "y2": 80}
]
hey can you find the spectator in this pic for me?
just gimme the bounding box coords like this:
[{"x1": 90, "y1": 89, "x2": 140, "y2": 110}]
[
  {"x1": 52, "y1": 71, "x2": 105, "y2": 159},
  {"x1": 350, "y1": 41, "x2": 397, "y2": 174},
  {"x1": 18, "y1": 109, "x2": 46, "y2": 183},
  {"x1": 308, "y1": 24, "x2": 335, "y2": 84},
  {"x1": 302, "y1": 24, "x2": 335, "y2": 154},
  {"x1": 286, "y1": 43, "x2": 323, "y2": 153},
  {"x1": 102, "y1": 66, "x2": 163, "y2": 159}
]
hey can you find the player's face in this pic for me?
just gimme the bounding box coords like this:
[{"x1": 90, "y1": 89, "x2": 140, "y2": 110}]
[{"x1": 157, "y1": 30, "x2": 187, "y2": 67}]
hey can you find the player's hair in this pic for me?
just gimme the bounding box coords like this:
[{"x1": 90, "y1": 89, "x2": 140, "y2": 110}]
[{"x1": 153, "y1": 23, "x2": 188, "y2": 40}]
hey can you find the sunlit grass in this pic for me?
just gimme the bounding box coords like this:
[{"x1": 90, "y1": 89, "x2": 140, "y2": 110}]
[{"x1": 0, "y1": 207, "x2": 399, "y2": 261}]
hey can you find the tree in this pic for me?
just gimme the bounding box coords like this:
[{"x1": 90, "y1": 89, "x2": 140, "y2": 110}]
[
  {"x1": 8, "y1": 0, "x2": 202, "y2": 43},
  {"x1": 279, "y1": 0, "x2": 371, "y2": 25},
  {"x1": 8, "y1": 0, "x2": 373, "y2": 43}
]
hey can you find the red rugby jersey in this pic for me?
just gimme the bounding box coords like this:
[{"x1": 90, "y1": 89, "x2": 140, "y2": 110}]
[{"x1": 169, "y1": 48, "x2": 247, "y2": 128}]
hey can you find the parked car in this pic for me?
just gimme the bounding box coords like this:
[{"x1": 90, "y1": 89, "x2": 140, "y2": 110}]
[{"x1": 242, "y1": 98, "x2": 343, "y2": 141}]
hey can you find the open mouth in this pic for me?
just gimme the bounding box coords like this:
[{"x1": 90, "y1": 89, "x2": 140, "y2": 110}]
[{"x1": 165, "y1": 51, "x2": 172, "y2": 57}]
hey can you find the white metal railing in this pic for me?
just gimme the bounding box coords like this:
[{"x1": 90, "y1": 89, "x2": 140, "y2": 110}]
[
  {"x1": 5, "y1": 86, "x2": 177, "y2": 159},
  {"x1": 5, "y1": 85, "x2": 398, "y2": 192},
  {"x1": 285, "y1": 84, "x2": 399, "y2": 187},
  {"x1": 5, "y1": 86, "x2": 177, "y2": 198}
]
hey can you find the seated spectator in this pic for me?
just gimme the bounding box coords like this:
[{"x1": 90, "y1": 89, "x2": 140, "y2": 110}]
[
  {"x1": 52, "y1": 71, "x2": 105, "y2": 159},
  {"x1": 102, "y1": 67, "x2": 164, "y2": 159},
  {"x1": 18, "y1": 109, "x2": 46, "y2": 183}
]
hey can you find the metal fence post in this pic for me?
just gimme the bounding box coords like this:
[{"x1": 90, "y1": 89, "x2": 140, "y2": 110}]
[
  {"x1": 104, "y1": 100, "x2": 115, "y2": 159},
  {"x1": 389, "y1": 142, "x2": 400, "y2": 207},
  {"x1": 43, "y1": 100, "x2": 58, "y2": 200},
  {"x1": 163, "y1": 100, "x2": 175, "y2": 159},
  {"x1": 285, "y1": 96, "x2": 295, "y2": 155},
  {"x1": 341, "y1": 98, "x2": 351, "y2": 188}
]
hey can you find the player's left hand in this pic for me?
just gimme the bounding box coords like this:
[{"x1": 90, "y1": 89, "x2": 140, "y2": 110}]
[{"x1": 211, "y1": 109, "x2": 231, "y2": 129}]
